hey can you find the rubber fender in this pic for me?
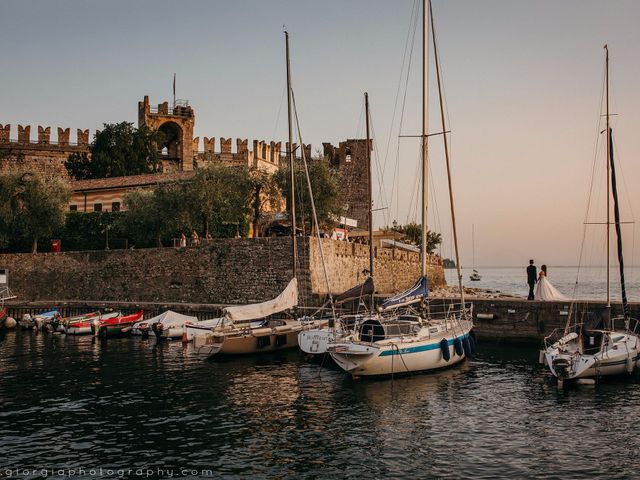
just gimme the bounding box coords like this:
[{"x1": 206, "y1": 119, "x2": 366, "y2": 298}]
[
  {"x1": 462, "y1": 336, "x2": 473, "y2": 357},
  {"x1": 453, "y1": 337, "x2": 463, "y2": 356},
  {"x1": 440, "y1": 338, "x2": 450, "y2": 362},
  {"x1": 467, "y1": 335, "x2": 477, "y2": 356}
]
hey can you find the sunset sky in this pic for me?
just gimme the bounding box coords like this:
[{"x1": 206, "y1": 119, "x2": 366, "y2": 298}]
[{"x1": 1, "y1": 0, "x2": 639, "y2": 267}]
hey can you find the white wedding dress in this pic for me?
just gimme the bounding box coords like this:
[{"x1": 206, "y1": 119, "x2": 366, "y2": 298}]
[{"x1": 535, "y1": 273, "x2": 567, "y2": 301}]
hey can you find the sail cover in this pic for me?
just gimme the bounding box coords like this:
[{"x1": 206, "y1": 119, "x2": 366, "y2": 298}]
[
  {"x1": 134, "y1": 310, "x2": 198, "y2": 329},
  {"x1": 224, "y1": 278, "x2": 298, "y2": 321},
  {"x1": 334, "y1": 277, "x2": 374, "y2": 304},
  {"x1": 382, "y1": 276, "x2": 429, "y2": 311}
]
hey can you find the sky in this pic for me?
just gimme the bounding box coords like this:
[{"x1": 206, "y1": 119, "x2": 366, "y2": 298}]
[{"x1": 1, "y1": 0, "x2": 639, "y2": 267}]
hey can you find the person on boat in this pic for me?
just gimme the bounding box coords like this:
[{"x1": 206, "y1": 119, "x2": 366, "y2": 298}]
[
  {"x1": 535, "y1": 265, "x2": 567, "y2": 301},
  {"x1": 526, "y1": 259, "x2": 537, "y2": 300}
]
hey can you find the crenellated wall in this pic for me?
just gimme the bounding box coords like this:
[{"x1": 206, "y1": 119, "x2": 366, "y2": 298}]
[
  {"x1": 0, "y1": 123, "x2": 90, "y2": 178},
  {"x1": 0, "y1": 237, "x2": 445, "y2": 305}
]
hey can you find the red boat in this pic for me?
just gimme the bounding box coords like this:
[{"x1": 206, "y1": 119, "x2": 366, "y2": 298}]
[
  {"x1": 65, "y1": 311, "x2": 119, "y2": 335},
  {"x1": 92, "y1": 310, "x2": 144, "y2": 337}
]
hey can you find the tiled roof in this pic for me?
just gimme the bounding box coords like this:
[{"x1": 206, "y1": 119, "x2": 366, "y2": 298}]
[{"x1": 72, "y1": 171, "x2": 196, "y2": 192}]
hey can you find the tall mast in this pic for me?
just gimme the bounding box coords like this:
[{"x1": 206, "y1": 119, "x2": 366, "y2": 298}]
[
  {"x1": 365, "y1": 92, "x2": 374, "y2": 311},
  {"x1": 604, "y1": 45, "x2": 630, "y2": 324},
  {"x1": 421, "y1": 0, "x2": 429, "y2": 277},
  {"x1": 285, "y1": 31, "x2": 297, "y2": 278},
  {"x1": 430, "y1": 0, "x2": 464, "y2": 307},
  {"x1": 605, "y1": 44, "x2": 610, "y2": 308},
  {"x1": 472, "y1": 224, "x2": 475, "y2": 270}
]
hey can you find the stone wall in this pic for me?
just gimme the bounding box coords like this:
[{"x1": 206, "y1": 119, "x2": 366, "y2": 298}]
[
  {"x1": 468, "y1": 297, "x2": 640, "y2": 345},
  {"x1": 0, "y1": 237, "x2": 444, "y2": 305},
  {"x1": 308, "y1": 237, "x2": 444, "y2": 294},
  {"x1": 0, "y1": 125, "x2": 89, "y2": 179}
]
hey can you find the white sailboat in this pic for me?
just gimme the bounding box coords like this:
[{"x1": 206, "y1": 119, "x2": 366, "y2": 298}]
[
  {"x1": 298, "y1": 92, "x2": 377, "y2": 357},
  {"x1": 327, "y1": 0, "x2": 474, "y2": 377},
  {"x1": 540, "y1": 46, "x2": 640, "y2": 386},
  {"x1": 469, "y1": 225, "x2": 481, "y2": 281},
  {"x1": 192, "y1": 31, "x2": 325, "y2": 357}
]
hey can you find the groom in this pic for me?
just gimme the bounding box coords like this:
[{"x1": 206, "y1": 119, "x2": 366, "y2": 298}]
[{"x1": 527, "y1": 259, "x2": 537, "y2": 300}]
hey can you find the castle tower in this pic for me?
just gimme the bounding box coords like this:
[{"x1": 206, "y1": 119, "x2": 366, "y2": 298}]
[
  {"x1": 138, "y1": 96, "x2": 195, "y2": 172},
  {"x1": 323, "y1": 138, "x2": 373, "y2": 231}
]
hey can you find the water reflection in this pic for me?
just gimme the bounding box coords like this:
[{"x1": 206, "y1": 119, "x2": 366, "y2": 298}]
[{"x1": 0, "y1": 331, "x2": 639, "y2": 479}]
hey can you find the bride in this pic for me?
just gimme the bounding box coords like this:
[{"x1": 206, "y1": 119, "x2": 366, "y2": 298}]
[{"x1": 536, "y1": 265, "x2": 567, "y2": 301}]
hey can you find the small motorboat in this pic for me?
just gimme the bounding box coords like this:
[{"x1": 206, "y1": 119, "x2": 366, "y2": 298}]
[
  {"x1": 131, "y1": 310, "x2": 199, "y2": 339},
  {"x1": 64, "y1": 311, "x2": 117, "y2": 335},
  {"x1": 92, "y1": 310, "x2": 144, "y2": 338}
]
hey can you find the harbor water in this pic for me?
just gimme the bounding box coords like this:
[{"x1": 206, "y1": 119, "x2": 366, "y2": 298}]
[
  {"x1": 447, "y1": 266, "x2": 640, "y2": 301},
  {"x1": 1, "y1": 330, "x2": 639, "y2": 479}
]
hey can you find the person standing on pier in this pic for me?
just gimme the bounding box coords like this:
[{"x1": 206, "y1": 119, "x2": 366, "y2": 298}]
[{"x1": 527, "y1": 259, "x2": 537, "y2": 300}]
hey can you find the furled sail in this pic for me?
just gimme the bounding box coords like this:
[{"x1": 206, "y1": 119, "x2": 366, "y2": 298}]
[
  {"x1": 334, "y1": 277, "x2": 375, "y2": 304},
  {"x1": 224, "y1": 278, "x2": 298, "y2": 321},
  {"x1": 382, "y1": 276, "x2": 429, "y2": 311}
]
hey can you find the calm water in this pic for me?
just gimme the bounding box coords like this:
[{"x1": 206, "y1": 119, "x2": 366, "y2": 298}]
[
  {"x1": 1, "y1": 330, "x2": 639, "y2": 479},
  {"x1": 447, "y1": 266, "x2": 640, "y2": 302}
]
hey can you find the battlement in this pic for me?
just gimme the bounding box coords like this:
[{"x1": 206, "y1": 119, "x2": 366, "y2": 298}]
[
  {"x1": 0, "y1": 124, "x2": 91, "y2": 148},
  {"x1": 138, "y1": 96, "x2": 194, "y2": 120}
]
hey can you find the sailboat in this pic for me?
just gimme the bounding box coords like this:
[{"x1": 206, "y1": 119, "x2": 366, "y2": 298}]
[
  {"x1": 540, "y1": 46, "x2": 640, "y2": 386},
  {"x1": 469, "y1": 225, "x2": 481, "y2": 281},
  {"x1": 326, "y1": 0, "x2": 474, "y2": 377},
  {"x1": 298, "y1": 92, "x2": 377, "y2": 357},
  {"x1": 192, "y1": 31, "x2": 325, "y2": 357}
]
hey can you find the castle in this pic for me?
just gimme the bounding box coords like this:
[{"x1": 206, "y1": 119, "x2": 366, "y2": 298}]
[{"x1": 0, "y1": 97, "x2": 372, "y2": 230}]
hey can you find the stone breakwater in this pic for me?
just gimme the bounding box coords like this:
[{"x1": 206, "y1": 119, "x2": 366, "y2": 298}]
[{"x1": 0, "y1": 237, "x2": 444, "y2": 305}]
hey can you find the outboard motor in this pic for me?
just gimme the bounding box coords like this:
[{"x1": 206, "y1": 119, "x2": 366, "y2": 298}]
[
  {"x1": 91, "y1": 318, "x2": 101, "y2": 337},
  {"x1": 151, "y1": 322, "x2": 165, "y2": 341}
]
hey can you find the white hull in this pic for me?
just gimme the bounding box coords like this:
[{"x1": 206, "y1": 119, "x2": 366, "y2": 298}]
[
  {"x1": 65, "y1": 325, "x2": 92, "y2": 335},
  {"x1": 193, "y1": 318, "x2": 327, "y2": 357},
  {"x1": 542, "y1": 327, "x2": 640, "y2": 381},
  {"x1": 329, "y1": 319, "x2": 474, "y2": 377},
  {"x1": 299, "y1": 328, "x2": 335, "y2": 355}
]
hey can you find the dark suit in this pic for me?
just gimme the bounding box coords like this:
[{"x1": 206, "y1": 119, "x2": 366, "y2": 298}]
[{"x1": 527, "y1": 264, "x2": 537, "y2": 300}]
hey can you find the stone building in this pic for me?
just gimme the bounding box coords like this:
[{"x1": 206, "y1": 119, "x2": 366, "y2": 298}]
[
  {"x1": 0, "y1": 97, "x2": 372, "y2": 229},
  {"x1": 323, "y1": 139, "x2": 372, "y2": 231}
]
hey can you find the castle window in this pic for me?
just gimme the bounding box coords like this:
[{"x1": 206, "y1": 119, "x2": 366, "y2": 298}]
[
  {"x1": 93, "y1": 203, "x2": 102, "y2": 212},
  {"x1": 69, "y1": 205, "x2": 77, "y2": 212},
  {"x1": 112, "y1": 202, "x2": 121, "y2": 212},
  {"x1": 346, "y1": 147, "x2": 352, "y2": 162}
]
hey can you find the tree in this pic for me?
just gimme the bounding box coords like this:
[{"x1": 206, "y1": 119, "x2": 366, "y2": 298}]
[
  {"x1": 274, "y1": 157, "x2": 341, "y2": 231},
  {"x1": 186, "y1": 164, "x2": 252, "y2": 237},
  {"x1": 248, "y1": 168, "x2": 282, "y2": 237},
  {"x1": 121, "y1": 183, "x2": 189, "y2": 247},
  {"x1": 65, "y1": 122, "x2": 164, "y2": 180},
  {"x1": 0, "y1": 171, "x2": 71, "y2": 253},
  {"x1": 389, "y1": 222, "x2": 442, "y2": 255}
]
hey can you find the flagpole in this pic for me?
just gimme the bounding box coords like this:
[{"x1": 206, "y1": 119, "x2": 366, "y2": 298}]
[{"x1": 173, "y1": 73, "x2": 176, "y2": 108}]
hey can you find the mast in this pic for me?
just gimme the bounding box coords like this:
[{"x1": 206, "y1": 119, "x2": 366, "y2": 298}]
[
  {"x1": 472, "y1": 224, "x2": 475, "y2": 271},
  {"x1": 430, "y1": 0, "x2": 465, "y2": 307},
  {"x1": 285, "y1": 31, "x2": 297, "y2": 278},
  {"x1": 604, "y1": 46, "x2": 630, "y2": 323},
  {"x1": 605, "y1": 44, "x2": 610, "y2": 308},
  {"x1": 365, "y1": 92, "x2": 374, "y2": 311},
  {"x1": 421, "y1": 0, "x2": 429, "y2": 277}
]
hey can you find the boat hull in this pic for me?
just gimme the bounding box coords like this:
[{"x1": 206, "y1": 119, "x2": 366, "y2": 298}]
[
  {"x1": 329, "y1": 326, "x2": 473, "y2": 377},
  {"x1": 543, "y1": 329, "x2": 640, "y2": 381}
]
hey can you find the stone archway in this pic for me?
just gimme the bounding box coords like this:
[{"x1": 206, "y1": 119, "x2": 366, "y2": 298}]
[{"x1": 158, "y1": 121, "x2": 182, "y2": 160}]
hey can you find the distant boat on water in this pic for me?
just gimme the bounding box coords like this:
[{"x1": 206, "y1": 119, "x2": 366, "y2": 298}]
[{"x1": 469, "y1": 225, "x2": 481, "y2": 281}]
